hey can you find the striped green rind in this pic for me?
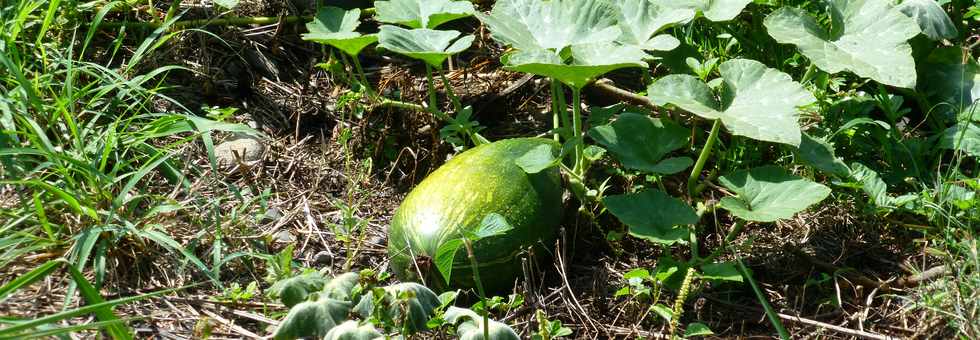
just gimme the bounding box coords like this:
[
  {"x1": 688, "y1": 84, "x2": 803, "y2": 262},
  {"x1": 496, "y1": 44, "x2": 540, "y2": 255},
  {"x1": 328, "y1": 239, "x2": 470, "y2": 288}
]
[{"x1": 387, "y1": 138, "x2": 564, "y2": 292}]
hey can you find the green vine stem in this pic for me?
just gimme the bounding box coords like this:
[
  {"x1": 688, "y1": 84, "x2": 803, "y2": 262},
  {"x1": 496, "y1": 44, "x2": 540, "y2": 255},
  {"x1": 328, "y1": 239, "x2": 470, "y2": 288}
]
[
  {"x1": 439, "y1": 71, "x2": 463, "y2": 112},
  {"x1": 570, "y1": 87, "x2": 584, "y2": 176},
  {"x1": 698, "y1": 220, "x2": 746, "y2": 265},
  {"x1": 424, "y1": 64, "x2": 449, "y2": 121},
  {"x1": 550, "y1": 80, "x2": 562, "y2": 141},
  {"x1": 687, "y1": 119, "x2": 721, "y2": 197},
  {"x1": 463, "y1": 239, "x2": 491, "y2": 340},
  {"x1": 351, "y1": 56, "x2": 376, "y2": 100}
]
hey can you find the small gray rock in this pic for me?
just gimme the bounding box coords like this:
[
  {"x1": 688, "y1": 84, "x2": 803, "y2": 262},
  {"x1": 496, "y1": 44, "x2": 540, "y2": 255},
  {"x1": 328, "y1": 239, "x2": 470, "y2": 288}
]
[
  {"x1": 259, "y1": 207, "x2": 283, "y2": 224},
  {"x1": 273, "y1": 230, "x2": 295, "y2": 244},
  {"x1": 214, "y1": 135, "x2": 265, "y2": 167},
  {"x1": 313, "y1": 251, "x2": 332, "y2": 265}
]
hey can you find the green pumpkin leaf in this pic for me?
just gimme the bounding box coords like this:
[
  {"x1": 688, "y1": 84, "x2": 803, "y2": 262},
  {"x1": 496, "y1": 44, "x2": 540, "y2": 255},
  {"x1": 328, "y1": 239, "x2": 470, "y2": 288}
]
[
  {"x1": 435, "y1": 239, "x2": 464, "y2": 285},
  {"x1": 684, "y1": 322, "x2": 715, "y2": 337},
  {"x1": 653, "y1": 256, "x2": 690, "y2": 291},
  {"x1": 652, "y1": 0, "x2": 752, "y2": 22},
  {"x1": 603, "y1": 190, "x2": 699, "y2": 245},
  {"x1": 322, "y1": 272, "x2": 360, "y2": 301},
  {"x1": 470, "y1": 213, "x2": 515, "y2": 240},
  {"x1": 918, "y1": 55, "x2": 980, "y2": 122},
  {"x1": 375, "y1": 0, "x2": 475, "y2": 29},
  {"x1": 797, "y1": 133, "x2": 850, "y2": 177},
  {"x1": 848, "y1": 162, "x2": 892, "y2": 207},
  {"x1": 516, "y1": 144, "x2": 559, "y2": 174},
  {"x1": 718, "y1": 166, "x2": 831, "y2": 222},
  {"x1": 649, "y1": 157, "x2": 694, "y2": 175},
  {"x1": 323, "y1": 321, "x2": 384, "y2": 340},
  {"x1": 651, "y1": 303, "x2": 673, "y2": 321},
  {"x1": 648, "y1": 59, "x2": 815, "y2": 146},
  {"x1": 699, "y1": 262, "x2": 742, "y2": 282},
  {"x1": 764, "y1": 0, "x2": 920, "y2": 88},
  {"x1": 897, "y1": 0, "x2": 957, "y2": 40},
  {"x1": 378, "y1": 26, "x2": 474, "y2": 68},
  {"x1": 939, "y1": 122, "x2": 980, "y2": 157},
  {"x1": 273, "y1": 297, "x2": 352, "y2": 340},
  {"x1": 503, "y1": 44, "x2": 648, "y2": 90},
  {"x1": 214, "y1": 0, "x2": 238, "y2": 9},
  {"x1": 477, "y1": 0, "x2": 621, "y2": 51},
  {"x1": 354, "y1": 283, "x2": 440, "y2": 333},
  {"x1": 267, "y1": 272, "x2": 327, "y2": 307},
  {"x1": 588, "y1": 112, "x2": 690, "y2": 174},
  {"x1": 303, "y1": 7, "x2": 378, "y2": 57},
  {"x1": 445, "y1": 307, "x2": 521, "y2": 340},
  {"x1": 614, "y1": 0, "x2": 694, "y2": 51}
]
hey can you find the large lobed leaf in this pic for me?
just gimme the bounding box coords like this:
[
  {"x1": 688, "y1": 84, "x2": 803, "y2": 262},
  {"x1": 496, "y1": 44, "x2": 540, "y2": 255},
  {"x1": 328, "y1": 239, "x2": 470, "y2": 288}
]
[
  {"x1": 648, "y1": 59, "x2": 815, "y2": 146},
  {"x1": 652, "y1": 0, "x2": 752, "y2": 22},
  {"x1": 444, "y1": 307, "x2": 521, "y2": 340},
  {"x1": 589, "y1": 112, "x2": 691, "y2": 174},
  {"x1": 375, "y1": 0, "x2": 475, "y2": 29},
  {"x1": 718, "y1": 166, "x2": 832, "y2": 222},
  {"x1": 353, "y1": 282, "x2": 440, "y2": 333},
  {"x1": 603, "y1": 190, "x2": 699, "y2": 245},
  {"x1": 896, "y1": 0, "x2": 957, "y2": 41},
  {"x1": 266, "y1": 272, "x2": 328, "y2": 308},
  {"x1": 323, "y1": 321, "x2": 385, "y2": 340},
  {"x1": 614, "y1": 0, "x2": 695, "y2": 52},
  {"x1": 503, "y1": 44, "x2": 649, "y2": 90},
  {"x1": 764, "y1": 0, "x2": 921, "y2": 88},
  {"x1": 939, "y1": 122, "x2": 980, "y2": 157},
  {"x1": 476, "y1": 0, "x2": 621, "y2": 51},
  {"x1": 302, "y1": 7, "x2": 378, "y2": 57},
  {"x1": 378, "y1": 26, "x2": 474, "y2": 68},
  {"x1": 272, "y1": 297, "x2": 353, "y2": 340}
]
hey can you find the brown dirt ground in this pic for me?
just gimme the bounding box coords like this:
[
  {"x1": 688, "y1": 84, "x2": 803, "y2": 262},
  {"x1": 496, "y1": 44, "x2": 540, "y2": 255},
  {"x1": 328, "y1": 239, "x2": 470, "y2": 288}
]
[{"x1": 0, "y1": 1, "x2": 955, "y2": 339}]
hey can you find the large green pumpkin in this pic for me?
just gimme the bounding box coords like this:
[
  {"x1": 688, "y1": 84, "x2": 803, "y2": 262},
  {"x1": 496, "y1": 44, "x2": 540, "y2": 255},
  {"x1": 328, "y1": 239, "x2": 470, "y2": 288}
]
[{"x1": 387, "y1": 138, "x2": 564, "y2": 292}]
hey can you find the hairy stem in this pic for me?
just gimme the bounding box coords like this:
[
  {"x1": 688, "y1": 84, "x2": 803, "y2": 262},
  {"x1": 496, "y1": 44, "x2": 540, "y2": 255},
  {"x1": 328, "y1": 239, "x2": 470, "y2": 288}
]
[
  {"x1": 463, "y1": 239, "x2": 490, "y2": 340},
  {"x1": 351, "y1": 55, "x2": 375, "y2": 100},
  {"x1": 424, "y1": 64, "x2": 448, "y2": 121},
  {"x1": 571, "y1": 87, "x2": 584, "y2": 176},
  {"x1": 688, "y1": 119, "x2": 721, "y2": 197},
  {"x1": 550, "y1": 80, "x2": 561, "y2": 141},
  {"x1": 439, "y1": 70, "x2": 462, "y2": 112}
]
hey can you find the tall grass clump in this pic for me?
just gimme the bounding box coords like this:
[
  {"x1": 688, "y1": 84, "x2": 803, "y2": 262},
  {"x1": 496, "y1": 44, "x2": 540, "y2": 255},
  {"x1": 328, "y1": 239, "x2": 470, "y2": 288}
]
[{"x1": 1, "y1": 0, "x2": 253, "y2": 336}]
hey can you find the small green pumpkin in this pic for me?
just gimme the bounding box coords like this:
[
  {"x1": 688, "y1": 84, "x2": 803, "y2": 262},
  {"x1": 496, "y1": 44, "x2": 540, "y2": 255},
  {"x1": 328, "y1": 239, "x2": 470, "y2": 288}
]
[{"x1": 387, "y1": 138, "x2": 564, "y2": 292}]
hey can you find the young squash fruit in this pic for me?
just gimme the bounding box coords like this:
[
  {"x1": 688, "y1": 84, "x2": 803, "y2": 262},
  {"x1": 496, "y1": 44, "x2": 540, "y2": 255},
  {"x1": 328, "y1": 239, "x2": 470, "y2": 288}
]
[{"x1": 387, "y1": 138, "x2": 564, "y2": 292}]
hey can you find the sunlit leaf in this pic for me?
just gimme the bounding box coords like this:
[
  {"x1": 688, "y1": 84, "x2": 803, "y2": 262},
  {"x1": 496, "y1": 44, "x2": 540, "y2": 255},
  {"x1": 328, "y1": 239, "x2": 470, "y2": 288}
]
[
  {"x1": 897, "y1": 0, "x2": 957, "y2": 40},
  {"x1": 323, "y1": 321, "x2": 384, "y2": 340},
  {"x1": 445, "y1": 307, "x2": 520, "y2": 340},
  {"x1": 378, "y1": 26, "x2": 474, "y2": 68},
  {"x1": 503, "y1": 44, "x2": 648, "y2": 90},
  {"x1": 588, "y1": 112, "x2": 690, "y2": 174},
  {"x1": 267, "y1": 272, "x2": 327, "y2": 307},
  {"x1": 699, "y1": 262, "x2": 742, "y2": 282},
  {"x1": 718, "y1": 166, "x2": 831, "y2": 222},
  {"x1": 375, "y1": 0, "x2": 475, "y2": 29},
  {"x1": 685, "y1": 322, "x2": 715, "y2": 337},
  {"x1": 648, "y1": 59, "x2": 815, "y2": 146},
  {"x1": 273, "y1": 297, "x2": 352, "y2": 340},
  {"x1": 848, "y1": 162, "x2": 892, "y2": 207},
  {"x1": 603, "y1": 190, "x2": 698, "y2": 245},
  {"x1": 939, "y1": 122, "x2": 980, "y2": 157},
  {"x1": 477, "y1": 0, "x2": 621, "y2": 51},
  {"x1": 797, "y1": 133, "x2": 850, "y2": 177},
  {"x1": 303, "y1": 7, "x2": 378, "y2": 57},
  {"x1": 653, "y1": 0, "x2": 752, "y2": 22},
  {"x1": 764, "y1": 0, "x2": 920, "y2": 88},
  {"x1": 614, "y1": 0, "x2": 694, "y2": 51},
  {"x1": 516, "y1": 144, "x2": 559, "y2": 174}
]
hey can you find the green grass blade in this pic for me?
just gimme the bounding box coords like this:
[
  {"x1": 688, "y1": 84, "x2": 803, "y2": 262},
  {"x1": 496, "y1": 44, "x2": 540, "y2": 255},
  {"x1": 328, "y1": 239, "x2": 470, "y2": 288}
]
[
  {"x1": 0, "y1": 260, "x2": 60, "y2": 302},
  {"x1": 137, "y1": 229, "x2": 221, "y2": 286},
  {"x1": 14, "y1": 318, "x2": 135, "y2": 339},
  {"x1": 732, "y1": 249, "x2": 790, "y2": 339},
  {"x1": 0, "y1": 285, "x2": 179, "y2": 337},
  {"x1": 64, "y1": 261, "x2": 133, "y2": 340}
]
